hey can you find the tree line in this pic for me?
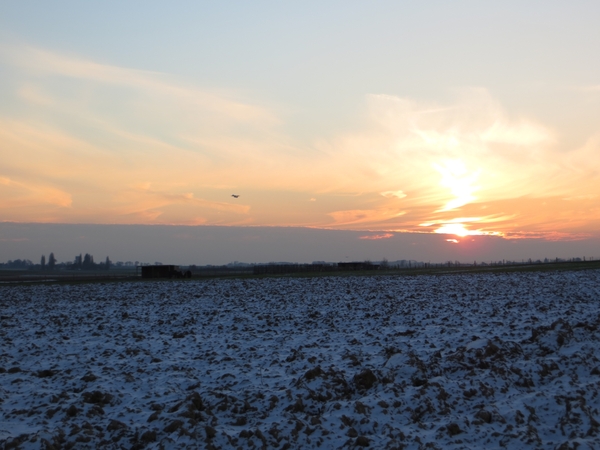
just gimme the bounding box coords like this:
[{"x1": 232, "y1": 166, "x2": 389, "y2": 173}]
[
  {"x1": 0, "y1": 253, "x2": 112, "y2": 271},
  {"x1": 70, "y1": 253, "x2": 112, "y2": 271}
]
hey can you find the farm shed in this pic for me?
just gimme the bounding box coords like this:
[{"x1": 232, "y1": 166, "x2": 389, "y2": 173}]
[{"x1": 141, "y1": 265, "x2": 181, "y2": 279}]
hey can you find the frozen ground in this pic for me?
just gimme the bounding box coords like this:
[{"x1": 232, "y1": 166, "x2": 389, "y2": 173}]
[{"x1": 1, "y1": 270, "x2": 600, "y2": 449}]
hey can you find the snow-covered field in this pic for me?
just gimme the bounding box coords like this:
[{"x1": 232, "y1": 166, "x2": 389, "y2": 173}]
[{"x1": 1, "y1": 270, "x2": 600, "y2": 449}]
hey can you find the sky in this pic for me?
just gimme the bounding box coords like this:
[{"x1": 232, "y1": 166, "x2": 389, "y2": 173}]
[{"x1": 1, "y1": 1, "x2": 600, "y2": 264}]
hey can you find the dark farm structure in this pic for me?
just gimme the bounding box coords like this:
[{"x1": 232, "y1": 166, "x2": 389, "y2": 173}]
[{"x1": 141, "y1": 265, "x2": 191, "y2": 279}]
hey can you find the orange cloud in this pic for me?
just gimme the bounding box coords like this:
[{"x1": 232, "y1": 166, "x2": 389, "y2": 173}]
[
  {"x1": 1, "y1": 44, "x2": 276, "y2": 125},
  {"x1": 328, "y1": 209, "x2": 406, "y2": 227},
  {"x1": 1, "y1": 45, "x2": 600, "y2": 240},
  {"x1": 359, "y1": 233, "x2": 394, "y2": 240}
]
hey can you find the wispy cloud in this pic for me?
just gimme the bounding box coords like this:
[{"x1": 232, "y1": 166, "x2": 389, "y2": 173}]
[
  {"x1": 1, "y1": 44, "x2": 599, "y2": 238},
  {"x1": 359, "y1": 233, "x2": 394, "y2": 240},
  {"x1": 380, "y1": 190, "x2": 406, "y2": 199},
  {"x1": 328, "y1": 209, "x2": 406, "y2": 227},
  {"x1": 0, "y1": 173, "x2": 72, "y2": 209},
  {"x1": 1, "y1": 44, "x2": 276, "y2": 125}
]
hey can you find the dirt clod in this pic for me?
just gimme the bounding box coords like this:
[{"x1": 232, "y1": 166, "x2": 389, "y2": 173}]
[
  {"x1": 354, "y1": 368, "x2": 377, "y2": 390},
  {"x1": 447, "y1": 423, "x2": 462, "y2": 436},
  {"x1": 356, "y1": 436, "x2": 370, "y2": 447}
]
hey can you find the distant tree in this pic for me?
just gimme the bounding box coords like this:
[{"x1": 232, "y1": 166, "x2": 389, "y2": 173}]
[
  {"x1": 6, "y1": 259, "x2": 34, "y2": 269},
  {"x1": 40, "y1": 255, "x2": 46, "y2": 270},
  {"x1": 380, "y1": 258, "x2": 389, "y2": 269},
  {"x1": 105, "y1": 256, "x2": 111, "y2": 270},
  {"x1": 48, "y1": 253, "x2": 56, "y2": 271},
  {"x1": 82, "y1": 253, "x2": 94, "y2": 270}
]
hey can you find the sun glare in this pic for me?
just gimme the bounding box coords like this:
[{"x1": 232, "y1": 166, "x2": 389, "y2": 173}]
[
  {"x1": 433, "y1": 222, "x2": 504, "y2": 239},
  {"x1": 435, "y1": 223, "x2": 471, "y2": 237},
  {"x1": 434, "y1": 160, "x2": 480, "y2": 212}
]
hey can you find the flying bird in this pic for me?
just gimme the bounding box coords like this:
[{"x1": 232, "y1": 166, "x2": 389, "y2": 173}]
[{"x1": 231, "y1": 194, "x2": 240, "y2": 198}]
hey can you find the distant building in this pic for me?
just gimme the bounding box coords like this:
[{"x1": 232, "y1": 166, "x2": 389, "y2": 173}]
[{"x1": 141, "y1": 265, "x2": 186, "y2": 279}]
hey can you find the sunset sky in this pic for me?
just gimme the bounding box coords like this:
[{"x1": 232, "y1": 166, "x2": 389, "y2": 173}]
[{"x1": 1, "y1": 2, "x2": 600, "y2": 263}]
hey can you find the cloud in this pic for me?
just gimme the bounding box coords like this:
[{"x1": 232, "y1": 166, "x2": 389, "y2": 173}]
[
  {"x1": 129, "y1": 185, "x2": 251, "y2": 215},
  {"x1": 573, "y1": 84, "x2": 600, "y2": 93},
  {"x1": 380, "y1": 190, "x2": 406, "y2": 199},
  {"x1": 1, "y1": 44, "x2": 276, "y2": 125},
  {"x1": 17, "y1": 83, "x2": 54, "y2": 106},
  {"x1": 433, "y1": 160, "x2": 480, "y2": 211},
  {"x1": 0, "y1": 173, "x2": 72, "y2": 209},
  {"x1": 359, "y1": 233, "x2": 394, "y2": 240},
  {"x1": 1, "y1": 44, "x2": 599, "y2": 238},
  {"x1": 0, "y1": 45, "x2": 284, "y2": 224},
  {"x1": 328, "y1": 209, "x2": 406, "y2": 227},
  {"x1": 319, "y1": 90, "x2": 561, "y2": 201},
  {"x1": 312, "y1": 89, "x2": 600, "y2": 237},
  {"x1": 503, "y1": 231, "x2": 592, "y2": 241},
  {"x1": 481, "y1": 119, "x2": 553, "y2": 146}
]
